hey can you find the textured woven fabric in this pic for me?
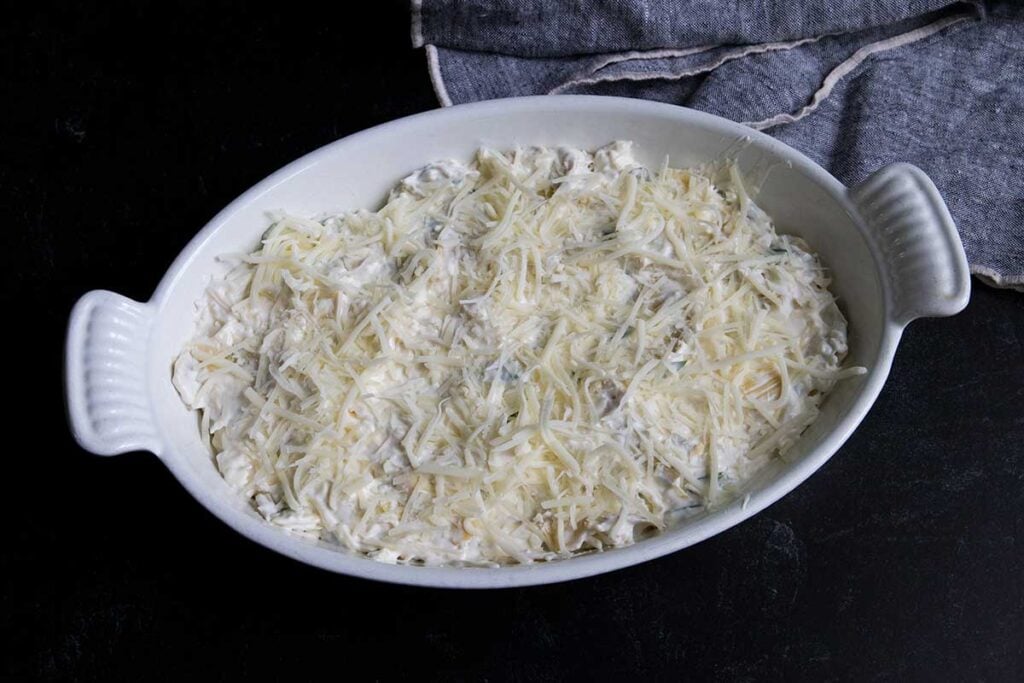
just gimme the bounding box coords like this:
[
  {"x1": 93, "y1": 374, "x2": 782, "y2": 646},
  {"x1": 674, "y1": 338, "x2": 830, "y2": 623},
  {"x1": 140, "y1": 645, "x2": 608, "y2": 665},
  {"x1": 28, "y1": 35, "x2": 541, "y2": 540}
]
[{"x1": 412, "y1": 0, "x2": 1024, "y2": 289}]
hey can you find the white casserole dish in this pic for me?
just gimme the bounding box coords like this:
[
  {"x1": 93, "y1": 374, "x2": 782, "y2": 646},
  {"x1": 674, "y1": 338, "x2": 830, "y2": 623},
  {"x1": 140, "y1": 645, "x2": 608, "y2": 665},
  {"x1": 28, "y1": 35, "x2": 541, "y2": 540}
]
[{"x1": 65, "y1": 96, "x2": 970, "y2": 588}]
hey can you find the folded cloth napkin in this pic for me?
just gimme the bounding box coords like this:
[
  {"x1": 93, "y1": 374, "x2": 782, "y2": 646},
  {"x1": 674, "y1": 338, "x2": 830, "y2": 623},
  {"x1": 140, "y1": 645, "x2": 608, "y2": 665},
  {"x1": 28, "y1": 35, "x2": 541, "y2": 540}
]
[{"x1": 412, "y1": 0, "x2": 1024, "y2": 290}]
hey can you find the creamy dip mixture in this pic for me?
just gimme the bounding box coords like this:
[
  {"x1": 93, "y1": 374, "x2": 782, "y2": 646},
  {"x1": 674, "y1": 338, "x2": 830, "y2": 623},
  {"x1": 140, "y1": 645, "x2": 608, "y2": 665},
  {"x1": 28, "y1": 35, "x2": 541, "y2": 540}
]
[{"x1": 173, "y1": 142, "x2": 861, "y2": 566}]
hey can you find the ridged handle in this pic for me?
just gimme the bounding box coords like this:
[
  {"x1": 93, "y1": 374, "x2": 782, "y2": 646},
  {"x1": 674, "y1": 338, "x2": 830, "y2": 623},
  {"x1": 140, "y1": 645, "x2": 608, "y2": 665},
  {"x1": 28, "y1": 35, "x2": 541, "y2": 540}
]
[
  {"x1": 850, "y1": 163, "x2": 971, "y2": 326},
  {"x1": 65, "y1": 290, "x2": 161, "y2": 456}
]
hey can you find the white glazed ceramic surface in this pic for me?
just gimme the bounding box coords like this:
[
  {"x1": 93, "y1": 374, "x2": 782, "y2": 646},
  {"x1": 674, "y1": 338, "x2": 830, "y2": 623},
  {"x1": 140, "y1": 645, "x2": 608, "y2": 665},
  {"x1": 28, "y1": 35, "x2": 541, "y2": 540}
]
[{"x1": 65, "y1": 97, "x2": 970, "y2": 588}]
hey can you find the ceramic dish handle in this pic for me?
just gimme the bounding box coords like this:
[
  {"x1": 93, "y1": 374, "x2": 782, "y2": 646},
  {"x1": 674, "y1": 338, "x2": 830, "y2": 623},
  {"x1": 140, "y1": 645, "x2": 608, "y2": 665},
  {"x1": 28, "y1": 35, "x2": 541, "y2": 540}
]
[
  {"x1": 850, "y1": 163, "x2": 971, "y2": 326},
  {"x1": 66, "y1": 290, "x2": 162, "y2": 456}
]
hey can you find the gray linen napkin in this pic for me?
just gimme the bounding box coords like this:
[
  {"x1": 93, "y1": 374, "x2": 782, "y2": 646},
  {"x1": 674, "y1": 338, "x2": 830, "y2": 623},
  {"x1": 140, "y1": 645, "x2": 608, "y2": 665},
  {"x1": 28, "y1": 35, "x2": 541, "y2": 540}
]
[{"x1": 412, "y1": 0, "x2": 1024, "y2": 290}]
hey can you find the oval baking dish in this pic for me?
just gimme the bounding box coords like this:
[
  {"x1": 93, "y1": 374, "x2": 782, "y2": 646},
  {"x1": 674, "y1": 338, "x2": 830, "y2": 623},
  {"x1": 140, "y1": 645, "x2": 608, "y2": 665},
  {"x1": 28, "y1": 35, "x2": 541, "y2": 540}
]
[{"x1": 65, "y1": 96, "x2": 970, "y2": 588}]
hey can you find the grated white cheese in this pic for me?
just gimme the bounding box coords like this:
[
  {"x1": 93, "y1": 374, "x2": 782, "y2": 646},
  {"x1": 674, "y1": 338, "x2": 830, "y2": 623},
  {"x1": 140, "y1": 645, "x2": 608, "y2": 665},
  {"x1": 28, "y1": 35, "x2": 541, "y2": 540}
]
[{"x1": 173, "y1": 142, "x2": 865, "y2": 566}]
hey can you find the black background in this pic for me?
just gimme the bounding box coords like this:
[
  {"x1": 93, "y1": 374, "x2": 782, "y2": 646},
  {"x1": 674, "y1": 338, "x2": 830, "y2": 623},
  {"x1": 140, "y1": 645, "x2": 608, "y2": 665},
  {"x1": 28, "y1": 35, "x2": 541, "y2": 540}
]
[{"x1": 4, "y1": 2, "x2": 1023, "y2": 680}]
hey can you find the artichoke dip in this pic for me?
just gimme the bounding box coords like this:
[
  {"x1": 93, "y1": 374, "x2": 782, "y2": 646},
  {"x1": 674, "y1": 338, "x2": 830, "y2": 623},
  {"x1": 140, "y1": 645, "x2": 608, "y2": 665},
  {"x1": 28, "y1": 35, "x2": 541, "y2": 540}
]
[{"x1": 173, "y1": 142, "x2": 863, "y2": 566}]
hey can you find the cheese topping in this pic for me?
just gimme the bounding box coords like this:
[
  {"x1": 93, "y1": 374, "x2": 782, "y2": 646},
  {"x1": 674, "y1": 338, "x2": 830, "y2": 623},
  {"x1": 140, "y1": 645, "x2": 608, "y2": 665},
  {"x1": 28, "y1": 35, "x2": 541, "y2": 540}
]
[{"x1": 173, "y1": 142, "x2": 864, "y2": 566}]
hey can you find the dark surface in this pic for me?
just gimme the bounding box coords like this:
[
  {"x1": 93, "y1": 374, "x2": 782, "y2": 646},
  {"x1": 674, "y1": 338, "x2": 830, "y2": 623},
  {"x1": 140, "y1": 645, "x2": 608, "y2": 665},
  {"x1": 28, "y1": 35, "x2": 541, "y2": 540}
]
[{"x1": 4, "y1": 2, "x2": 1023, "y2": 681}]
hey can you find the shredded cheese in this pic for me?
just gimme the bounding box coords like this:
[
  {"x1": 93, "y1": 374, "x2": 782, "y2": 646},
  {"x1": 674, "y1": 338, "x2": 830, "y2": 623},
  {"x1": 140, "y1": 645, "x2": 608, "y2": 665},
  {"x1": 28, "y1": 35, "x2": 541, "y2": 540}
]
[{"x1": 172, "y1": 142, "x2": 864, "y2": 567}]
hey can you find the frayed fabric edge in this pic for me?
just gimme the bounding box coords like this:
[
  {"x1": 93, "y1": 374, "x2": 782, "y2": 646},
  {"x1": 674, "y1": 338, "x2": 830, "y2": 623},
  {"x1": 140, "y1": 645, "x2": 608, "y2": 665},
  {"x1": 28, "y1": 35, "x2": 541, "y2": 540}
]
[
  {"x1": 971, "y1": 265, "x2": 1024, "y2": 292},
  {"x1": 410, "y1": 0, "x2": 424, "y2": 48},
  {"x1": 552, "y1": 44, "x2": 716, "y2": 92},
  {"x1": 549, "y1": 36, "x2": 823, "y2": 94},
  {"x1": 587, "y1": 45, "x2": 716, "y2": 72},
  {"x1": 744, "y1": 11, "x2": 975, "y2": 130},
  {"x1": 425, "y1": 45, "x2": 453, "y2": 107}
]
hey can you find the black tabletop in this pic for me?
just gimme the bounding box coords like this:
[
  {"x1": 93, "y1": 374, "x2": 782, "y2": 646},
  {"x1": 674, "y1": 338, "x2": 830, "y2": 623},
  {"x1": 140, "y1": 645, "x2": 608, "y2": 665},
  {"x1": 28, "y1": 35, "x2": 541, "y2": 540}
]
[{"x1": 6, "y1": 2, "x2": 1023, "y2": 680}]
